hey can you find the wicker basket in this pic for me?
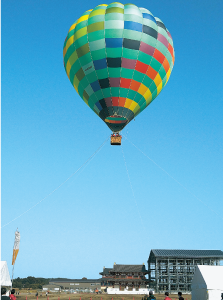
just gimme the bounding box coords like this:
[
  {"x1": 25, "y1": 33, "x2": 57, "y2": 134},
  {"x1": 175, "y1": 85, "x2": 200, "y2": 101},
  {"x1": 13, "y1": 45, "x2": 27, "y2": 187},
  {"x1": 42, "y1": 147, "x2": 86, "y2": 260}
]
[{"x1": 110, "y1": 135, "x2": 122, "y2": 145}]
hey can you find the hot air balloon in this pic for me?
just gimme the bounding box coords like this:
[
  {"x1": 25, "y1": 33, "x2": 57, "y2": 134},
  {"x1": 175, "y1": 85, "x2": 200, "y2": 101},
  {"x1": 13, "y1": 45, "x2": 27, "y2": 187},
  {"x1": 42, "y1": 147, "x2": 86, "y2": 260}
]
[{"x1": 63, "y1": 2, "x2": 175, "y2": 145}]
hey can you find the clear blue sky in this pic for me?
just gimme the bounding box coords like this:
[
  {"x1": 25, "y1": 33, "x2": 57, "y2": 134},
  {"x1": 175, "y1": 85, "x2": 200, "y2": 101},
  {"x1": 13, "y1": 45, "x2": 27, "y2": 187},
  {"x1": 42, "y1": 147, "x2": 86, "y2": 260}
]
[{"x1": 1, "y1": 0, "x2": 223, "y2": 279}]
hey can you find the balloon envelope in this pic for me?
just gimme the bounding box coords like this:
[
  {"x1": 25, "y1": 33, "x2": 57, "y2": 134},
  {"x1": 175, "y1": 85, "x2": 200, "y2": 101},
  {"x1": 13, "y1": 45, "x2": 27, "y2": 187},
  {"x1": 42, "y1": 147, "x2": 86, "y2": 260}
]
[{"x1": 63, "y1": 2, "x2": 175, "y2": 132}]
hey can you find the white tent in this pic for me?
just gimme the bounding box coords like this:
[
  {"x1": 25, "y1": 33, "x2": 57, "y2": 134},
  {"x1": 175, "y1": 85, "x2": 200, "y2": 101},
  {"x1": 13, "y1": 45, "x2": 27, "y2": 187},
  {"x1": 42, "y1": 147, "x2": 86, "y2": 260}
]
[
  {"x1": 191, "y1": 265, "x2": 223, "y2": 300},
  {"x1": 1, "y1": 261, "x2": 12, "y2": 287}
]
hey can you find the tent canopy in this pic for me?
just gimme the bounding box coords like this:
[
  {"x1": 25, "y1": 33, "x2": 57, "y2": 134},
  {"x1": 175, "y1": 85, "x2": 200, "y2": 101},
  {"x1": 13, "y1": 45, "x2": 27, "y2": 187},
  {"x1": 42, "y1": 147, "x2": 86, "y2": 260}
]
[
  {"x1": 192, "y1": 265, "x2": 223, "y2": 290},
  {"x1": 1, "y1": 261, "x2": 12, "y2": 287}
]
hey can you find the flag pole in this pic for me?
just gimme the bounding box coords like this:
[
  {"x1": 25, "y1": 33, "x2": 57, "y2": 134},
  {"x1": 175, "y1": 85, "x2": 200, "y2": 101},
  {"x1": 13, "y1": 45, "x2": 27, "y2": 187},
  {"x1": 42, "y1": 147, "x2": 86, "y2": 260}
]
[
  {"x1": 12, "y1": 228, "x2": 20, "y2": 287},
  {"x1": 12, "y1": 264, "x2": 15, "y2": 286}
]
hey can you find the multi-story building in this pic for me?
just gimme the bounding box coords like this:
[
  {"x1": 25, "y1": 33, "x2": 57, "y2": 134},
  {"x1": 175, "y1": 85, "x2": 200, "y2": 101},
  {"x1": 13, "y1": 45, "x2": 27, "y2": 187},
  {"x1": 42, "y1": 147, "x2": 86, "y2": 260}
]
[
  {"x1": 99, "y1": 263, "x2": 149, "y2": 294},
  {"x1": 147, "y1": 249, "x2": 223, "y2": 293},
  {"x1": 100, "y1": 267, "x2": 113, "y2": 291}
]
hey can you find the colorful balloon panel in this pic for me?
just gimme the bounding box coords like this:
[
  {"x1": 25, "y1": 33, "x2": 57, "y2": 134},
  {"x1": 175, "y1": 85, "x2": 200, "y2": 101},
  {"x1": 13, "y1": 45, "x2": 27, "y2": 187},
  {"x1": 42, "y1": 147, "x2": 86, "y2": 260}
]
[{"x1": 63, "y1": 3, "x2": 175, "y2": 132}]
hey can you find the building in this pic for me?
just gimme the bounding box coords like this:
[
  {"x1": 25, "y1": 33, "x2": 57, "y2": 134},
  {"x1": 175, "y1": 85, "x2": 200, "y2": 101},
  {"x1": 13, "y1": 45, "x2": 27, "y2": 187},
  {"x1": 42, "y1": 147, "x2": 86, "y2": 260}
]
[
  {"x1": 99, "y1": 268, "x2": 113, "y2": 292},
  {"x1": 147, "y1": 249, "x2": 223, "y2": 293},
  {"x1": 191, "y1": 265, "x2": 223, "y2": 300},
  {"x1": 49, "y1": 278, "x2": 101, "y2": 292},
  {"x1": 100, "y1": 263, "x2": 149, "y2": 294},
  {"x1": 42, "y1": 284, "x2": 61, "y2": 293}
]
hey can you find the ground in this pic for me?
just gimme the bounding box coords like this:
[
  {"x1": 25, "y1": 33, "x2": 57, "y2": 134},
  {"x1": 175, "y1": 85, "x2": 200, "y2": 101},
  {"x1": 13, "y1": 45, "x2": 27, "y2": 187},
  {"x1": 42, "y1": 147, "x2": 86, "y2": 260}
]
[{"x1": 15, "y1": 292, "x2": 191, "y2": 300}]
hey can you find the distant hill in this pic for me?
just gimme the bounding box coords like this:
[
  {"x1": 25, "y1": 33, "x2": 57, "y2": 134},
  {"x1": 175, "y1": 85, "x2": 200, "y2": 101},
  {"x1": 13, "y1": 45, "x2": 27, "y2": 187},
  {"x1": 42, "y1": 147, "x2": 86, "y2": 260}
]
[{"x1": 13, "y1": 277, "x2": 69, "y2": 289}]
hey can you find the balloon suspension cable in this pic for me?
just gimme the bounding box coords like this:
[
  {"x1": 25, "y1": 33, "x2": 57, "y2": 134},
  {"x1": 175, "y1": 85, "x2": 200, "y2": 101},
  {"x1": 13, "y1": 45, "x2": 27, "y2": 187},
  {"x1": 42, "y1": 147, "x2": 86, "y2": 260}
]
[
  {"x1": 123, "y1": 135, "x2": 223, "y2": 221},
  {"x1": 121, "y1": 145, "x2": 145, "y2": 230},
  {"x1": 1, "y1": 138, "x2": 109, "y2": 229}
]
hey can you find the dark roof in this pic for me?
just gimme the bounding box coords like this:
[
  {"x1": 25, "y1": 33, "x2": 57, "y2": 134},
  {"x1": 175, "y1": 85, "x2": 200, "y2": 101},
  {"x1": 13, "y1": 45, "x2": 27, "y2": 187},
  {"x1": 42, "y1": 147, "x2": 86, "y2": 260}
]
[
  {"x1": 99, "y1": 268, "x2": 113, "y2": 276},
  {"x1": 150, "y1": 249, "x2": 223, "y2": 258},
  {"x1": 111, "y1": 264, "x2": 146, "y2": 273},
  {"x1": 104, "y1": 278, "x2": 148, "y2": 282},
  {"x1": 50, "y1": 279, "x2": 100, "y2": 283}
]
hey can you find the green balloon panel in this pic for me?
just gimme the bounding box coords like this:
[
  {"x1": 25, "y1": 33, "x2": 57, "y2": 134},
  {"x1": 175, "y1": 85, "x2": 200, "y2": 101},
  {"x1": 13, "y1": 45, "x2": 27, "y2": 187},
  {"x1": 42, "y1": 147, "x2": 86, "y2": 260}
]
[{"x1": 63, "y1": 2, "x2": 175, "y2": 132}]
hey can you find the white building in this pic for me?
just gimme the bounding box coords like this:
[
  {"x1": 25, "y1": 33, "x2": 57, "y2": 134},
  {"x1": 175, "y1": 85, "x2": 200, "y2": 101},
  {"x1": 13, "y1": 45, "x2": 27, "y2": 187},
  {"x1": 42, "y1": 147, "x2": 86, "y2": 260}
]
[
  {"x1": 191, "y1": 265, "x2": 223, "y2": 300},
  {"x1": 106, "y1": 286, "x2": 149, "y2": 295}
]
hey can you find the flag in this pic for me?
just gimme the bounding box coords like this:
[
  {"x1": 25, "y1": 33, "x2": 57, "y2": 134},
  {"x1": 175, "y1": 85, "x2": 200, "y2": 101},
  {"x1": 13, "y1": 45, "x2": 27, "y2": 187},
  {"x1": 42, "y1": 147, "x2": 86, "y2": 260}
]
[{"x1": 12, "y1": 229, "x2": 20, "y2": 265}]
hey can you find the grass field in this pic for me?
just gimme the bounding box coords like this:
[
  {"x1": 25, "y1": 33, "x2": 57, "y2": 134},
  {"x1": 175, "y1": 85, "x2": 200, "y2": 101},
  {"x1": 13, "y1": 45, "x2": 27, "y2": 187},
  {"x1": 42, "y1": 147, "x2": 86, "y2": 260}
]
[{"x1": 16, "y1": 293, "x2": 191, "y2": 300}]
